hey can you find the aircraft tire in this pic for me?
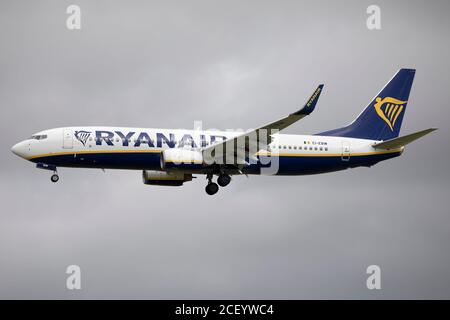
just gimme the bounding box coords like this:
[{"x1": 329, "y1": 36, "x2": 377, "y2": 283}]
[
  {"x1": 51, "y1": 174, "x2": 59, "y2": 183},
  {"x1": 217, "y1": 174, "x2": 231, "y2": 187},
  {"x1": 205, "y1": 182, "x2": 219, "y2": 195}
]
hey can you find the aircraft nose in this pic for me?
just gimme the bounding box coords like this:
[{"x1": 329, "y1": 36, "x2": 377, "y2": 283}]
[{"x1": 11, "y1": 141, "x2": 29, "y2": 158}]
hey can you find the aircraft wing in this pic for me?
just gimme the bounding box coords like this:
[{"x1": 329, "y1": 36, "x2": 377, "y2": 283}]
[{"x1": 202, "y1": 84, "x2": 324, "y2": 165}]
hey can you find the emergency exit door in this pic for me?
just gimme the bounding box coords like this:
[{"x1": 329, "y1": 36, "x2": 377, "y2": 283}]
[{"x1": 341, "y1": 141, "x2": 350, "y2": 161}]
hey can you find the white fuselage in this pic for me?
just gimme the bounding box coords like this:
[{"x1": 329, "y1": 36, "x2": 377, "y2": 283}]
[{"x1": 11, "y1": 126, "x2": 402, "y2": 176}]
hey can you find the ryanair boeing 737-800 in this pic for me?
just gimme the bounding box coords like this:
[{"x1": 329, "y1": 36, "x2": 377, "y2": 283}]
[{"x1": 11, "y1": 69, "x2": 436, "y2": 195}]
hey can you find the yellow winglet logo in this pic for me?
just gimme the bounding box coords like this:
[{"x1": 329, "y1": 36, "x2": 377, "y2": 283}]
[{"x1": 374, "y1": 97, "x2": 407, "y2": 131}]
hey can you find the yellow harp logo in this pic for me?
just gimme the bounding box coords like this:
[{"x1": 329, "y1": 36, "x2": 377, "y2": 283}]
[{"x1": 374, "y1": 97, "x2": 407, "y2": 131}]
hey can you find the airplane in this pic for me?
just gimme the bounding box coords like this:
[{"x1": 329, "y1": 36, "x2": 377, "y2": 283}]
[{"x1": 11, "y1": 68, "x2": 436, "y2": 195}]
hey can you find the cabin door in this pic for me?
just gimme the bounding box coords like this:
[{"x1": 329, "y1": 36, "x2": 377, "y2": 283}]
[
  {"x1": 341, "y1": 141, "x2": 350, "y2": 161},
  {"x1": 63, "y1": 129, "x2": 73, "y2": 149}
]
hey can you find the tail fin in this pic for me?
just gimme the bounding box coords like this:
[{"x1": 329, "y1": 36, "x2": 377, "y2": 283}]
[{"x1": 318, "y1": 68, "x2": 415, "y2": 140}]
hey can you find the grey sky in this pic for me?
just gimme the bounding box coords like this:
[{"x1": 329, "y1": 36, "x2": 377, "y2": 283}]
[{"x1": 0, "y1": 0, "x2": 449, "y2": 299}]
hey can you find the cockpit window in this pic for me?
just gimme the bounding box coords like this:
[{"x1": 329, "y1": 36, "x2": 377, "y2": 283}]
[{"x1": 30, "y1": 135, "x2": 48, "y2": 140}]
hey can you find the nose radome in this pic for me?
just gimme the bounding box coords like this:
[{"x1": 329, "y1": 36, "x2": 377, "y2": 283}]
[
  {"x1": 11, "y1": 141, "x2": 28, "y2": 158},
  {"x1": 11, "y1": 143, "x2": 19, "y2": 155}
]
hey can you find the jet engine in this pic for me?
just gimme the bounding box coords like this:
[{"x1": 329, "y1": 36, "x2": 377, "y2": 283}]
[{"x1": 142, "y1": 170, "x2": 192, "y2": 186}]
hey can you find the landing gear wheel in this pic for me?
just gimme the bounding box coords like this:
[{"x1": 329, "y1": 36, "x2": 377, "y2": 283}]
[
  {"x1": 50, "y1": 174, "x2": 59, "y2": 183},
  {"x1": 205, "y1": 182, "x2": 219, "y2": 195},
  {"x1": 217, "y1": 174, "x2": 231, "y2": 187}
]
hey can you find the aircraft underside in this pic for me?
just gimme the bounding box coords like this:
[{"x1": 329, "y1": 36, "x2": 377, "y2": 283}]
[{"x1": 29, "y1": 150, "x2": 401, "y2": 194}]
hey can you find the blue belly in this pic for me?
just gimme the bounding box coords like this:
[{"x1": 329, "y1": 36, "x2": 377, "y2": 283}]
[{"x1": 32, "y1": 152, "x2": 162, "y2": 170}]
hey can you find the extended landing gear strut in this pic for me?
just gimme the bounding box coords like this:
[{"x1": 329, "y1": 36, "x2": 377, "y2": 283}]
[
  {"x1": 205, "y1": 173, "x2": 231, "y2": 195},
  {"x1": 36, "y1": 163, "x2": 59, "y2": 183}
]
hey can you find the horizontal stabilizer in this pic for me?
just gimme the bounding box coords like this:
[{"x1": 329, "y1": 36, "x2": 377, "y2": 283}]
[{"x1": 372, "y1": 128, "x2": 437, "y2": 149}]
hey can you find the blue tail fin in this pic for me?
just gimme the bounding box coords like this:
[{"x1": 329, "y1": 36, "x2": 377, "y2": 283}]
[{"x1": 317, "y1": 69, "x2": 415, "y2": 140}]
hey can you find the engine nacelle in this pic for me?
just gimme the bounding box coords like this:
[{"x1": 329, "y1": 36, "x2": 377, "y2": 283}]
[
  {"x1": 142, "y1": 170, "x2": 192, "y2": 186},
  {"x1": 160, "y1": 149, "x2": 204, "y2": 170}
]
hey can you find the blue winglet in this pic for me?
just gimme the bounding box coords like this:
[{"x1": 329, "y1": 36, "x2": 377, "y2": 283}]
[{"x1": 292, "y1": 84, "x2": 324, "y2": 116}]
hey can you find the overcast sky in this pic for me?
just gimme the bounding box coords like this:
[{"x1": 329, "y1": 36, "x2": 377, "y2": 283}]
[{"x1": 1, "y1": 0, "x2": 449, "y2": 299}]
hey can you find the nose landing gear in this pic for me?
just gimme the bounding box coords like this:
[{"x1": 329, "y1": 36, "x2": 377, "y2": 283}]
[
  {"x1": 36, "y1": 163, "x2": 59, "y2": 183},
  {"x1": 50, "y1": 173, "x2": 59, "y2": 183}
]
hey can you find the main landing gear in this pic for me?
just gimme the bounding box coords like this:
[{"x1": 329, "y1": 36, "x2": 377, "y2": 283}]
[
  {"x1": 205, "y1": 181, "x2": 219, "y2": 195},
  {"x1": 205, "y1": 174, "x2": 231, "y2": 195},
  {"x1": 217, "y1": 174, "x2": 231, "y2": 187}
]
